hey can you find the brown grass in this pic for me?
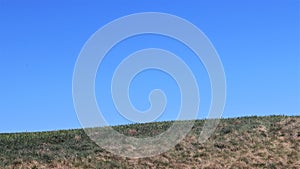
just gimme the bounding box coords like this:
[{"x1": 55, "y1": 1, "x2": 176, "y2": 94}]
[{"x1": 0, "y1": 115, "x2": 299, "y2": 169}]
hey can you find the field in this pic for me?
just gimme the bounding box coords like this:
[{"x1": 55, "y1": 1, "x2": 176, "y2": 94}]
[{"x1": 0, "y1": 115, "x2": 299, "y2": 169}]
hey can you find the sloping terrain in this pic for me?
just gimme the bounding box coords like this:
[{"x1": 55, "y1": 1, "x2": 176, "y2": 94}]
[{"x1": 0, "y1": 115, "x2": 299, "y2": 169}]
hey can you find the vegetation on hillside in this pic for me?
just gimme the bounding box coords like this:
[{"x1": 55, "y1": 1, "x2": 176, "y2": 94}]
[{"x1": 0, "y1": 115, "x2": 299, "y2": 169}]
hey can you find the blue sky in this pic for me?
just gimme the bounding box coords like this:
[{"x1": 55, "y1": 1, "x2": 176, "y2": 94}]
[{"x1": 0, "y1": 0, "x2": 299, "y2": 133}]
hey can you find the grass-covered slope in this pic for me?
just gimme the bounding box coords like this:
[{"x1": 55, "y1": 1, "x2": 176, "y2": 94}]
[{"x1": 0, "y1": 115, "x2": 299, "y2": 169}]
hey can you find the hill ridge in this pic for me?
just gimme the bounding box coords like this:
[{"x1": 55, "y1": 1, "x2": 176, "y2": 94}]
[{"x1": 0, "y1": 115, "x2": 299, "y2": 168}]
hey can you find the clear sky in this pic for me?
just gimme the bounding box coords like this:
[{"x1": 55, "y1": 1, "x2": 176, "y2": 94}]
[{"x1": 0, "y1": 0, "x2": 299, "y2": 133}]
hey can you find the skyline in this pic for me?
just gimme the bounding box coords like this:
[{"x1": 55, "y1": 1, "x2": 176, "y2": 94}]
[{"x1": 0, "y1": 0, "x2": 299, "y2": 133}]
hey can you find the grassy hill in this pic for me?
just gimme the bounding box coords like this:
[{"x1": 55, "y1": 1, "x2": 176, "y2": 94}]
[{"x1": 0, "y1": 115, "x2": 299, "y2": 169}]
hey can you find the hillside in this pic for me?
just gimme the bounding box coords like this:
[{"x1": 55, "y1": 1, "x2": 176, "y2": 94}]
[{"x1": 0, "y1": 115, "x2": 299, "y2": 169}]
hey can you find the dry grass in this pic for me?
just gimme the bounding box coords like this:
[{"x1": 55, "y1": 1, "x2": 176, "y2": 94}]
[{"x1": 0, "y1": 115, "x2": 299, "y2": 169}]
